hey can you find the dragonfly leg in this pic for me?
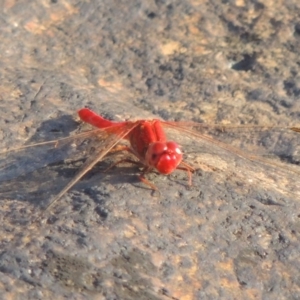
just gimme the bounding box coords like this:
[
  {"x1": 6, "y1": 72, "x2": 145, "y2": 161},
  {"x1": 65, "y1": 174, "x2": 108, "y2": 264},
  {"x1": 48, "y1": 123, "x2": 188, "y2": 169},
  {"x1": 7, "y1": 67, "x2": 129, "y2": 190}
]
[
  {"x1": 104, "y1": 158, "x2": 142, "y2": 173},
  {"x1": 139, "y1": 175, "x2": 158, "y2": 190},
  {"x1": 138, "y1": 167, "x2": 158, "y2": 190},
  {"x1": 103, "y1": 144, "x2": 143, "y2": 172},
  {"x1": 177, "y1": 161, "x2": 195, "y2": 186}
]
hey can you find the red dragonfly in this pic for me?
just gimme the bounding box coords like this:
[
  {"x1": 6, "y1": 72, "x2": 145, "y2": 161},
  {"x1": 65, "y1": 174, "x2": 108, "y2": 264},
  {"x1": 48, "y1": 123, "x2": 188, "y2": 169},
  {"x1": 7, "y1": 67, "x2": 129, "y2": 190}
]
[{"x1": 1, "y1": 108, "x2": 300, "y2": 218}]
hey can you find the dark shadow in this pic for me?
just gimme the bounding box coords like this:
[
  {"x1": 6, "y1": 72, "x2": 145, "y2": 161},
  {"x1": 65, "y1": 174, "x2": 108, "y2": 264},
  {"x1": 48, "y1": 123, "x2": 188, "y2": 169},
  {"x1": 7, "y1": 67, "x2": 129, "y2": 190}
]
[
  {"x1": 231, "y1": 53, "x2": 257, "y2": 71},
  {"x1": 0, "y1": 115, "x2": 140, "y2": 221},
  {"x1": 0, "y1": 111, "x2": 152, "y2": 224}
]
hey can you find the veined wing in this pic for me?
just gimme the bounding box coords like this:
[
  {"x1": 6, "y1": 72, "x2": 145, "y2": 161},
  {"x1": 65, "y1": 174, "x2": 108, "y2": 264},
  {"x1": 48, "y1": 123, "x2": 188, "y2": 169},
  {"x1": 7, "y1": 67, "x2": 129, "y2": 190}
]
[
  {"x1": 162, "y1": 122, "x2": 300, "y2": 199},
  {"x1": 40, "y1": 121, "x2": 139, "y2": 216},
  {"x1": 0, "y1": 129, "x2": 103, "y2": 182},
  {"x1": 0, "y1": 122, "x2": 139, "y2": 217}
]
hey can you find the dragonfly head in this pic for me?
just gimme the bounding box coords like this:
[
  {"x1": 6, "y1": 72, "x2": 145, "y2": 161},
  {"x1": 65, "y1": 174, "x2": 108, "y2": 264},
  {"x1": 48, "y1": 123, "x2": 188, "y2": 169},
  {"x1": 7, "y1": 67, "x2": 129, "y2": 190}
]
[{"x1": 145, "y1": 141, "x2": 183, "y2": 174}]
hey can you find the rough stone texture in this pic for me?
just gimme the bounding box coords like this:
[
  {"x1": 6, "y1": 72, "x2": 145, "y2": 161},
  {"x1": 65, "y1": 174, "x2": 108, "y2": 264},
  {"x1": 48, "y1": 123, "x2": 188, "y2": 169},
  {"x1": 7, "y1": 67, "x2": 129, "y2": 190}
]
[{"x1": 0, "y1": 1, "x2": 300, "y2": 299}]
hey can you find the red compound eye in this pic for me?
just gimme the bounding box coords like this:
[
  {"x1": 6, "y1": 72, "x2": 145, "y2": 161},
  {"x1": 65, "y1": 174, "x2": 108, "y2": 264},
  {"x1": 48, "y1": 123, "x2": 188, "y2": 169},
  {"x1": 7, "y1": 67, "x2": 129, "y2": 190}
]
[{"x1": 146, "y1": 141, "x2": 182, "y2": 174}]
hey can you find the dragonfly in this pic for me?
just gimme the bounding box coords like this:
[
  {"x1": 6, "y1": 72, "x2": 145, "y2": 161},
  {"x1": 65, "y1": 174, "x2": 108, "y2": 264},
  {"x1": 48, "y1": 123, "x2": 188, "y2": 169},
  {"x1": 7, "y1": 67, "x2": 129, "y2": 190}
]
[{"x1": 1, "y1": 108, "x2": 300, "y2": 221}]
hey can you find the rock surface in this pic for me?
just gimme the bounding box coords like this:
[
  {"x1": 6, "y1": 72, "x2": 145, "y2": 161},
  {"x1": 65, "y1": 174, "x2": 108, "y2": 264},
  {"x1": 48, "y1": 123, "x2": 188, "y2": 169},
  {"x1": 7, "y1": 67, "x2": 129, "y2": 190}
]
[{"x1": 0, "y1": 1, "x2": 300, "y2": 299}]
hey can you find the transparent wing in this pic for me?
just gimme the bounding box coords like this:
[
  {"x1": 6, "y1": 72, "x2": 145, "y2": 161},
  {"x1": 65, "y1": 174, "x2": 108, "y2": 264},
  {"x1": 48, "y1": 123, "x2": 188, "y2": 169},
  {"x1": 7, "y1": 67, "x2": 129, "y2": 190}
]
[
  {"x1": 0, "y1": 123, "x2": 138, "y2": 215},
  {"x1": 0, "y1": 130, "x2": 101, "y2": 182},
  {"x1": 41, "y1": 122, "x2": 138, "y2": 215},
  {"x1": 162, "y1": 122, "x2": 300, "y2": 200}
]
